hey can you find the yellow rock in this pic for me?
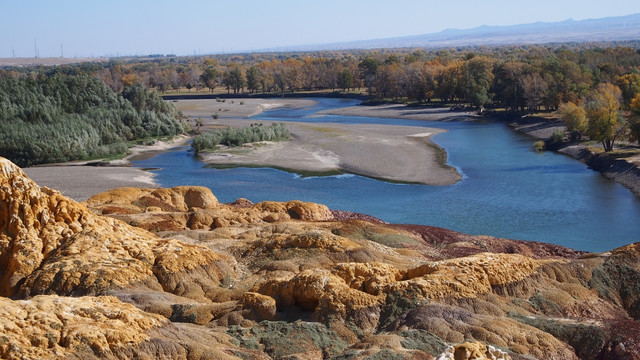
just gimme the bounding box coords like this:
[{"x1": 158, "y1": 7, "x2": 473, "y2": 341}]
[
  {"x1": 0, "y1": 295, "x2": 164, "y2": 359},
  {"x1": 0, "y1": 157, "x2": 225, "y2": 299}
]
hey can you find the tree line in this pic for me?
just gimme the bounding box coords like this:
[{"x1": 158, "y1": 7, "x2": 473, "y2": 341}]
[
  {"x1": 2, "y1": 42, "x2": 640, "y2": 151},
  {"x1": 0, "y1": 74, "x2": 183, "y2": 166},
  {"x1": 3, "y1": 44, "x2": 638, "y2": 112}
]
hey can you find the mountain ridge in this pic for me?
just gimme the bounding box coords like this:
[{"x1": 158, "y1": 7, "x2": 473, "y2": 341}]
[{"x1": 271, "y1": 12, "x2": 640, "y2": 52}]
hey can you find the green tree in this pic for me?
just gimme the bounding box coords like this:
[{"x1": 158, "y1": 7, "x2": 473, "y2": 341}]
[
  {"x1": 585, "y1": 83, "x2": 625, "y2": 152},
  {"x1": 358, "y1": 56, "x2": 381, "y2": 96},
  {"x1": 462, "y1": 56, "x2": 494, "y2": 109},
  {"x1": 226, "y1": 65, "x2": 245, "y2": 94},
  {"x1": 337, "y1": 69, "x2": 353, "y2": 92},
  {"x1": 246, "y1": 65, "x2": 261, "y2": 93},
  {"x1": 199, "y1": 67, "x2": 218, "y2": 92}
]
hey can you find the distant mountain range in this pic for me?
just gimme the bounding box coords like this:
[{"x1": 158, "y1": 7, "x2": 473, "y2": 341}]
[{"x1": 275, "y1": 13, "x2": 640, "y2": 51}]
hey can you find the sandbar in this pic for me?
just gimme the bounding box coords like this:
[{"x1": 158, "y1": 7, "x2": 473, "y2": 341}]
[
  {"x1": 199, "y1": 119, "x2": 461, "y2": 185},
  {"x1": 319, "y1": 103, "x2": 478, "y2": 122}
]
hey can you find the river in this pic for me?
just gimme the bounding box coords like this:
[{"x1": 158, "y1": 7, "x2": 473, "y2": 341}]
[{"x1": 133, "y1": 98, "x2": 640, "y2": 252}]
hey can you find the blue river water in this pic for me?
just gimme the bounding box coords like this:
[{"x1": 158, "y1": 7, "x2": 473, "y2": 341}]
[{"x1": 133, "y1": 98, "x2": 640, "y2": 252}]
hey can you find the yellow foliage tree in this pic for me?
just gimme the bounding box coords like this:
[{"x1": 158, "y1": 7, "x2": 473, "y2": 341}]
[
  {"x1": 559, "y1": 102, "x2": 587, "y2": 140},
  {"x1": 585, "y1": 83, "x2": 624, "y2": 152}
]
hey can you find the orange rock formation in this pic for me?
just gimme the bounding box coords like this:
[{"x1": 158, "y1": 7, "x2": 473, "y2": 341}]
[{"x1": 2, "y1": 156, "x2": 640, "y2": 359}]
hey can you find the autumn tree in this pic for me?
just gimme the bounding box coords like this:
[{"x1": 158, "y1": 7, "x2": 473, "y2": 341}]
[
  {"x1": 188, "y1": 65, "x2": 202, "y2": 92},
  {"x1": 628, "y1": 94, "x2": 640, "y2": 144},
  {"x1": 585, "y1": 83, "x2": 625, "y2": 152},
  {"x1": 520, "y1": 72, "x2": 549, "y2": 111},
  {"x1": 436, "y1": 61, "x2": 463, "y2": 103},
  {"x1": 282, "y1": 58, "x2": 302, "y2": 92},
  {"x1": 616, "y1": 72, "x2": 640, "y2": 106},
  {"x1": 559, "y1": 102, "x2": 588, "y2": 140},
  {"x1": 358, "y1": 56, "x2": 381, "y2": 96}
]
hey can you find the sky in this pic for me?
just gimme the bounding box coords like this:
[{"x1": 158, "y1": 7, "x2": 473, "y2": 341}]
[{"x1": 2, "y1": 0, "x2": 640, "y2": 58}]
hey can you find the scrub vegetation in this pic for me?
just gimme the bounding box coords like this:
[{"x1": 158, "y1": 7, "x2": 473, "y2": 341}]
[
  {"x1": 0, "y1": 75, "x2": 183, "y2": 166},
  {"x1": 191, "y1": 123, "x2": 290, "y2": 154}
]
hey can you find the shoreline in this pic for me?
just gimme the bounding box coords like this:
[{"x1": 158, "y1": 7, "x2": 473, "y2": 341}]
[
  {"x1": 508, "y1": 115, "x2": 640, "y2": 198},
  {"x1": 24, "y1": 135, "x2": 191, "y2": 202}
]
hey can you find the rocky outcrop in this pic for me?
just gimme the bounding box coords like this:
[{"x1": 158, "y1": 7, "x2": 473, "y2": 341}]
[
  {"x1": 0, "y1": 295, "x2": 256, "y2": 360},
  {"x1": 3, "y1": 156, "x2": 640, "y2": 359},
  {"x1": 0, "y1": 157, "x2": 228, "y2": 300}
]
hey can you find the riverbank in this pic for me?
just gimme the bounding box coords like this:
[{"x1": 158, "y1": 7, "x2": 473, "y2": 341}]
[
  {"x1": 507, "y1": 114, "x2": 640, "y2": 198},
  {"x1": 23, "y1": 100, "x2": 327, "y2": 201},
  {"x1": 559, "y1": 145, "x2": 640, "y2": 198},
  {"x1": 24, "y1": 135, "x2": 190, "y2": 202}
]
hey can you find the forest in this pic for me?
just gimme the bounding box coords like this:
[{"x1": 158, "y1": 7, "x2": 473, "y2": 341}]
[
  {"x1": 2, "y1": 42, "x2": 640, "y2": 163},
  {"x1": 0, "y1": 75, "x2": 183, "y2": 166}
]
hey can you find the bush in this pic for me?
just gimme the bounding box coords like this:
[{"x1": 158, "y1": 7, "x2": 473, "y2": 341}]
[
  {"x1": 533, "y1": 141, "x2": 546, "y2": 151},
  {"x1": 550, "y1": 130, "x2": 565, "y2": 144},
  {"x1": 192, "y1": 123, "x2": 290, "y2": 154}
]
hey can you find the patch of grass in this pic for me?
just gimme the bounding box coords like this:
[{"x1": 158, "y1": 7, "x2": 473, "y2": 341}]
[
  {"x1": 425, "y1": 142, "x2": 455, "y2": 171},
  {"x1": 301, "y1": 124, "x2": 344, "y2": 136},
  {"x1": 333, "y1": 225, "x2": 420, "y2": 248},
  {"x1": 400, "y1": 330, "x2": 447, "y2": 355},
  {"x1": 214, "y1": 148, "x2": 252, "y2": 155},
  {"x1": 602, "y1": 148, "x2": 640, "y2": 159}
]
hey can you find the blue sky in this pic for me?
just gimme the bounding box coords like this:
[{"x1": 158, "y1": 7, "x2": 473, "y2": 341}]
[{"x1": 2, "y1": 0, "x2": 640, "y2": 58}]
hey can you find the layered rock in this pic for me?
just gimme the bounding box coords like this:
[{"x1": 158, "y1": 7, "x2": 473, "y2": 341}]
[
  {"x1": 0, "y1": 158, "x2": 227, "y2": 300},
  {"x1": 3, "y1": 156, "x2": 640, "y2": 359}
]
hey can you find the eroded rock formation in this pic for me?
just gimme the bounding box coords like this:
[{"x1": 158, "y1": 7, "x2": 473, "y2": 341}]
[{"x1": 2, "y1": 156, "x2": 640, "y2": 359}]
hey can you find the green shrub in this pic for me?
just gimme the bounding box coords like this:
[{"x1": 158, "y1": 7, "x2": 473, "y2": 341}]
[
  {"x1": 192, "y1": 123, "x2": 290, "y2": 154},
  {"x1": 550, "y1": 130, "x2": 565, "y2": 144},
  {"x1": 533, "y1": 141, "x2": 546, "y2": 151}
]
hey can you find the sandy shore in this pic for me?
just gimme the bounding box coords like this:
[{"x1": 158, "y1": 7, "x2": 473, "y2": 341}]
[
  {"x1": 24, "y1": 135, "x2": 190, "y2": 202},
  {"x1": 173, "y1": 98, "x2": 317, "y2": 120},
  {"x1": 23, "y1": 100, "x2": 316, "y2": 201},
  {"x1": 319, "y1": 103, "x2": 479, "y2": 122},
  {"x1": 186, "y1": 100, "x2": 473, "y2": 185},
  {"x1": 24, "y1": 166, "x2": 156, "y2": 202}
]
